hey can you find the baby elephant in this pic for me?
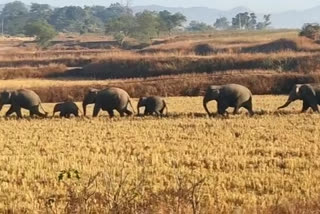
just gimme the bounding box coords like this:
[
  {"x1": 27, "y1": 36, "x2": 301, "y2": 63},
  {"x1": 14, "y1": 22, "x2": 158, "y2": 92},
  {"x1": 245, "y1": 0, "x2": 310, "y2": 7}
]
[
  {"x1": 137, "y1": 96, "x2": 168, "y2": 116},
  {"x1": 53, "y1": 101, "x2": 80, "y2": 118}
]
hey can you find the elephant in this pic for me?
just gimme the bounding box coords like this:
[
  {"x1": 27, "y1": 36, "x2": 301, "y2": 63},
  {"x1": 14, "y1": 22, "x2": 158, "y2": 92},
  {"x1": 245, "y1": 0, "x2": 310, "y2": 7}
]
[
  {"x1": 137, "y1": 96, "x2": 168, "y2": 116},
  {"x1": 203, "y1": 84, "x2": 254, "y2": 116},
  {"x1": 53, "y1": 101, "x2": 80, "y2": 118},
  {"x1": 0, "y1": 89, "x2": 47, "y2": 118},
  {"x1": 278, "y1": 84, "x2": 320, "y2": 112},
  {"x1": 83, "y1": 87, "x2": 135, "y2": 118}
]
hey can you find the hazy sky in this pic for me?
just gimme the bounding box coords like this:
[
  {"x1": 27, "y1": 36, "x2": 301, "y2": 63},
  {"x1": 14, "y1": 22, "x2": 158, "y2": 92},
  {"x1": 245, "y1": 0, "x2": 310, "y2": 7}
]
[{"x1": 2, "y1": 0, "x2": 320, "y2": 13}]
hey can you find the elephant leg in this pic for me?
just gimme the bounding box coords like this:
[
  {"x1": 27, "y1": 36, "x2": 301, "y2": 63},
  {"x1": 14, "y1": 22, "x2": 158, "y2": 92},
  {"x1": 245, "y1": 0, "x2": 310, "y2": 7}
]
[
  {"x1": 301, "y1": 101, "x2": 310, "y2": 113},
  {"x1": 59, "y1": 112, "x2": 64, "y2": 117},
  {"x1": 233, "y1": 106, "x2": 240, "y2": 115},
  {"x1": 16, "y1": 108, "x2": 22, "y2": 118},
  {"x1": 5, "y1": 106, "x2": 16, "y2": 117},
  {"x1": 124, "y1": 109, "x2": 133, "y2": 116},
  {"x1": 65, "y1": 113, "x2": 71, "y2": 118},
  {"x1": 93, "y1": 104, "x2": 101, "y2": 117},
  {"x1": 311, "y1": 104, "x2": 319, "y2": 113},
  {"x1": 74, "y1": 111, "x2": 79, "y2": 117},
  {"x1": 107, "y1": 110, "x2": 114, "y2": 118},
  {"x1": 119, "y1": 110, "x2": 125, "y2": 117},
  {"x1": 217, "y1": 102, "x2": 228, "y2": 116},
  {"x1": 305, "y1": 98, "x2": 320, "y2": 112},
  {"x1": 154, "y1": 110, "x2": 161, "y2": 117},
  {"x1": 8, "y1": 105, "x2": 22, "y2": 118},
  {"x1": 30, "y1": 106, "x2": 46, "y2": 118},
  {"x1": 15, "y1": 108, "x2": 22, "y2": 119},
  {"x1": 160, "y1": 108, "x2": 164, "y2": 115},
  {"x1": 243, "y1": 100, "x2": 254, "y2": 116}
]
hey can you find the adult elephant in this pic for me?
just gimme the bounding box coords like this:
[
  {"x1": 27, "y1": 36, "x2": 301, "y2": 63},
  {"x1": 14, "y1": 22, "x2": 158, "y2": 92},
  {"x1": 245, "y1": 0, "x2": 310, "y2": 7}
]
[
  {"x1": 83, "y1": 87, "x2": 135, "y2": 118},
  {"x1": 278, "y1": 84, "x2": 320, "y2": 112},
  {"x1": 203, "y1": 84, "x2": 254, "y2": 116},
  {"x1": 0, "y1": 89, "x2": 47, "y2": 118}
]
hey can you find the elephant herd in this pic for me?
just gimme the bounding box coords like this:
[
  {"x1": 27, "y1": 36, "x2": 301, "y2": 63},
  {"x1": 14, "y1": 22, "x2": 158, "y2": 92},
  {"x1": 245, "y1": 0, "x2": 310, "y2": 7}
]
[{"x1": 0, "y1": 83, "x2": 319, "y2": 119}]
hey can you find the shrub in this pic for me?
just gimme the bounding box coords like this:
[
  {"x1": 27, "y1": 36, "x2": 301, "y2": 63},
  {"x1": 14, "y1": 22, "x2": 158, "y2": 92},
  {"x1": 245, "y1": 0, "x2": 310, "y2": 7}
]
[
  {"x1": 194, "y1": 43, "x2": 215, "y2": 56},
  {"x1": 299, "y1": 23, "x2": 320, "y2": 40},
  {"x1": 24, "y1": 20, "x2": 57, "y2": 47}
]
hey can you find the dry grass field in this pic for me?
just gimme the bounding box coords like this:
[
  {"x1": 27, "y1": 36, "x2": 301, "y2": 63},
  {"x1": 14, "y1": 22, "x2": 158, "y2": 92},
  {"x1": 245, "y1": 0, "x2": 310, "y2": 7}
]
[
  {"x1": 1, "y1": 30, "x2": 320, "y2": 213},
  {"x1": 0, "y1": 96, "x2": 320, "y2": 213}
]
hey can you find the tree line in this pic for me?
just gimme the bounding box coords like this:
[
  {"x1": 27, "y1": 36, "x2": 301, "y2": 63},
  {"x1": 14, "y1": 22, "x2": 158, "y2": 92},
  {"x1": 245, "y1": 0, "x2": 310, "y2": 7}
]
[
  {"x1": 186, "y1": 13, "x2": 271, "y2": 32},
  {"x1": 0, "y1": 1, "x2": 132, "y2": 35},
  {"x1": 0, "y1": 1, "x2": 187, "y2": 45},
  {"x1": 0, "y1": 1, "x2": 272, "y2": 46}
]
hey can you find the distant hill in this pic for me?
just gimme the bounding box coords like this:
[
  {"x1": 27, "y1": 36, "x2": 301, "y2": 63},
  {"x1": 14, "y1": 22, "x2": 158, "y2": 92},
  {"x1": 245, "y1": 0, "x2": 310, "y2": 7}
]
[
  {"x1": 272, "y1": 6, "x2": 320, "y2": 28},
  {"x1": 133, "y1": 5, "x2": 320, "y2": 28}
]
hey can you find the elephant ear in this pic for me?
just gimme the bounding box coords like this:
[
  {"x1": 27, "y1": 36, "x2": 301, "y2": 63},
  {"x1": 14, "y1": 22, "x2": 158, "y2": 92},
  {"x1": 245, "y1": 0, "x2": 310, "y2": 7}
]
[
  {"x1": 211, "y1": 88, "x2": 220, "y2": 97},
  {"x1": 295, "y1": 84, "x2": 302, "y2": 94},
  {"x1": 299, "y1": 84, "x2": 316, "y2": 98},
  {"x1": 208, "y1": 86, "x2": 220, "y2": 95},
  {"x1": 0, "y1": 90, "x2": 10, "y2": 103},
  {"x1": 88, "y1": 88, "x2": 99, "y2": 94},
  {"x1": 138, "y1": 97, "x2": 146, "y2": 104}
]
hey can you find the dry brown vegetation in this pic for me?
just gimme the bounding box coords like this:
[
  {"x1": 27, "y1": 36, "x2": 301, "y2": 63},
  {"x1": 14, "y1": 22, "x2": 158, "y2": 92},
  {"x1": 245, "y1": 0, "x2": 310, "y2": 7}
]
[
  {"x1": 1, "y1": 30, "x2": 320, "y2": 93},
  {"x1": 1, "y1": 30, "x2": 320, "y2": 213},
  {"x1": 0, "y1": 71, "x2": 320, "y2": 102},
  {"x1": 1, "y1": 96, "x2": 320, "y2": 213}
]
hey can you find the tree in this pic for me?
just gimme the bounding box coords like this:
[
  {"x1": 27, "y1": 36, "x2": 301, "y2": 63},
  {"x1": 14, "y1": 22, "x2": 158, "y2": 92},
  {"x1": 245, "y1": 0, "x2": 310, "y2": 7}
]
[
  {"x1": 232, "y1": 12, "x2": 250, "y2": 30},
  {"x1": 248, "y1": 13, "x2": 257, "y2": 30},
  {"x1": 49, "y1": 6, "x2": 90, "y2": 33},
  {"x1": 256, "y1": 22, "x2": 265, "y2": 30},
  {"x1": 29, "y1": 3, "x2": 52, "y2": 22},
  {"x1": 107, "y1": 3, "x2": 132, "y2": 17},
  {"x1": 105, "y1": 14, "x2": 137, "y2": 45},
  {"x1": 214, "y1": 17, "x2": 229, "y2": 30},
  {"x1": 1, "y1": 1, "x2": 29, "y2": 35},
  {"x1": 299, "y1": 23, "x2": 320, "y2": 40},
  {"x1": 1, "y1": 1, "x2": 28, "y2": 18},
  {"x1": 158, "y1": 10, "x2": 186, "y2": 35},
  {"x1": 91, "y1": 3, "x2": 132, "y2": 23},
  {"x1": 135, "y1": 11, "x2": 159, "y2": 42},
  {"x1": 256, "y1": 14, "x2": 272, "y2": 30},
  {"x1": 187, "y1": 21, "x2": 214, "y2": 32},
  {"x1": 263, "y1": 14, "x2": 271, "y2": 27},
  {"x1": 24, "y1": 20, "x2": 57, "y2": 46}
]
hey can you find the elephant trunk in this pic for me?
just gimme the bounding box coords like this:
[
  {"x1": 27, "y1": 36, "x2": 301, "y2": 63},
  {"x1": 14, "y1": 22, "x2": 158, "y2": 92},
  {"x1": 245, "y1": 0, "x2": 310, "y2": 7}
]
[
  {"x1": 278, "y1": 99, "x2": 292, "y2": 110},
  {"x1": 203, "y1": 97, "x2": 211, "y2": 116},
  {"x1": 278, "y1": 95, "x2": 295, "y2": 110}
]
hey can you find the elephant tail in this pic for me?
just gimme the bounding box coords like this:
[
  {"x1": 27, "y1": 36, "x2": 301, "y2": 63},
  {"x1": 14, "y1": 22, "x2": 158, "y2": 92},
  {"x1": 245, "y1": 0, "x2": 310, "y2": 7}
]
[
  {"x1": 128, "y1": 99, "x2": 135, "y2": 114},
  {"x1": 163, "y1": 100, "x2": 168, "y2": 115},
  {"x1": 39, "y1": 103, "x2": 48, "y2": 116}
]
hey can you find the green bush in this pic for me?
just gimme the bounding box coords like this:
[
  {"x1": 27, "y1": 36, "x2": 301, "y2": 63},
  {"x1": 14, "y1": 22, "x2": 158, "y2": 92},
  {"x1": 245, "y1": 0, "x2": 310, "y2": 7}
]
[{"x1": 24, "y1": 20, "x2": 57, "y2": 47}]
